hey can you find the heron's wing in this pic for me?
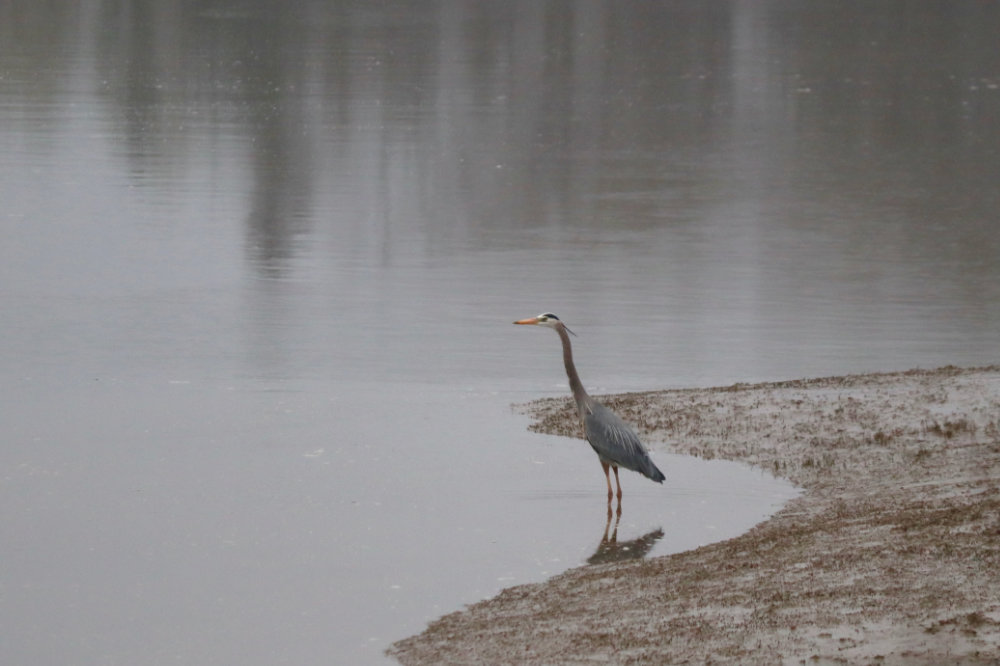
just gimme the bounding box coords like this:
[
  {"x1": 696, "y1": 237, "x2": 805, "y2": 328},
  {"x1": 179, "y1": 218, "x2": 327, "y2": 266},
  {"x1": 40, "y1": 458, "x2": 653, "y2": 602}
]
[{"x1": 584, "y1": 401, "x2": 665, "y2": 482}]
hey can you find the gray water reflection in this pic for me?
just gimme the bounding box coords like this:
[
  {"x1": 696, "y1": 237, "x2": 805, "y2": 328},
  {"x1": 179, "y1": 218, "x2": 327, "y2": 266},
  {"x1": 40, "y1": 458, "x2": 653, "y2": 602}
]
[
  {"x1": 587, "y1": 508, "x2": 665, "y2": 566},
  {"x1": 2, "y1": 2, "x2": 999, "y2": 664}
]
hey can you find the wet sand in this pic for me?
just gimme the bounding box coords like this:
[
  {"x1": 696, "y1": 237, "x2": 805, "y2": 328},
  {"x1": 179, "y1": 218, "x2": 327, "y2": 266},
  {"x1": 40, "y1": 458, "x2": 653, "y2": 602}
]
[{"x1": 390, "y1": 365, "x2": 1000, "y2": 664}]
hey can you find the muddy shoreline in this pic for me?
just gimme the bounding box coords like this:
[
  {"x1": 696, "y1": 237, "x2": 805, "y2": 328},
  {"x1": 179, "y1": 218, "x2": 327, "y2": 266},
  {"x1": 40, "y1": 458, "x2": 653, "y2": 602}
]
[{"x1": 390, "y1": 365, "x2": 1000, "y2": 664}]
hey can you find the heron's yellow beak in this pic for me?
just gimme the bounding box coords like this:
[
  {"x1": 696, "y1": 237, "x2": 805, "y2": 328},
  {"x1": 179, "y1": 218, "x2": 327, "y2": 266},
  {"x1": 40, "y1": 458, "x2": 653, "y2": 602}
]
[{"x1": 513, "y1": 317, "x2": 540, "y2": 325}]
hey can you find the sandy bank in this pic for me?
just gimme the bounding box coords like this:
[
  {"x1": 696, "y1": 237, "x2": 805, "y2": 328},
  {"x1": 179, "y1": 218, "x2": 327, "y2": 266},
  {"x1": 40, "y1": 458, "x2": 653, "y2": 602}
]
[{"x1": 390, "y1": 365, "x2": 1000, "y2": 664}]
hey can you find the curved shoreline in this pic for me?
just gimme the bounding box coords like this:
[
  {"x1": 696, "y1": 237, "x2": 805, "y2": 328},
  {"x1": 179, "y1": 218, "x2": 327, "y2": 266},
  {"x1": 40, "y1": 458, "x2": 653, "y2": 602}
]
[{"x1": 390, "y1": 365, "x2": 1000, "y2": 664}]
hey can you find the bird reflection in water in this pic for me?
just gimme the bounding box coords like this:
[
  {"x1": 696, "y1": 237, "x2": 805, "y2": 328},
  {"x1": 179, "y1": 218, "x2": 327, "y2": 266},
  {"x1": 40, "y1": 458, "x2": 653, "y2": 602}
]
[{"x1": 586, "y1": 505, "x2": 665, "y2": 566}]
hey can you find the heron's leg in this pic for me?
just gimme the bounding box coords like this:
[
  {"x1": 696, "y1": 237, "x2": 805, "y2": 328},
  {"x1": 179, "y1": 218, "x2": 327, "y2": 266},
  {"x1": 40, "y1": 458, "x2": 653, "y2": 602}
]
[
  {"x1": 601, "y1": 461, "x2": 613, "y2": 502},
  {"x1": 612, "y1": 465, "x2": 623, "y2": 500}
]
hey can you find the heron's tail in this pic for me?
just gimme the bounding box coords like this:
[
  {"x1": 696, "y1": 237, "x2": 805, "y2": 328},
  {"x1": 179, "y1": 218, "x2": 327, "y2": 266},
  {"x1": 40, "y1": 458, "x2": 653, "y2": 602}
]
[{"x1": 643, "y1": 457, "x2": 666, "y2": 484}]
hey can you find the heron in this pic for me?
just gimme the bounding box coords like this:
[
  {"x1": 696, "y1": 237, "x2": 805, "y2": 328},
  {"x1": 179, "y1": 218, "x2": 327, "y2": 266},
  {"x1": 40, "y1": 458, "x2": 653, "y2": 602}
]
[{"x1": 514, "y1": 313, "x2": 665, "y2": 501}]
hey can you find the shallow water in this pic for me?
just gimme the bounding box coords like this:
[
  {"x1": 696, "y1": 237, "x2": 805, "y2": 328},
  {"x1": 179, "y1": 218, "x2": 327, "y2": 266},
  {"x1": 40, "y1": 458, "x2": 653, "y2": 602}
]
[
  {"x1": 4, "y1": 376, "x2": 796, "y2": 664},
  {"x1": 2, "y1": 3, "x2": 999, "y2": 664}
]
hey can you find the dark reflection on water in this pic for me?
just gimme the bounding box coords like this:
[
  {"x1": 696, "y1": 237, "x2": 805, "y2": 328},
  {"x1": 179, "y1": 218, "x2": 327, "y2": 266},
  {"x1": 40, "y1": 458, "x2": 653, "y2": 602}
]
[
  {"x1": 8, "y1": 2, "x2": 998, "y2": 251},
  {"x1": 5, "y1": 3, "x2": 997, "y2": 301},
  {"x1": 587, "y1": 506, "x2": 665, "y2": 566},
  {"x1": 3, "y1": 2, "x2": 1000, "y2": 665}
]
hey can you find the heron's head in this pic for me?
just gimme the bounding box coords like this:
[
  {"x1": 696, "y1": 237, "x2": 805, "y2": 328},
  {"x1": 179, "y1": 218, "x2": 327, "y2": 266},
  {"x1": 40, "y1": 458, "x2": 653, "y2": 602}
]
[{"x1": 513, "y1": 313, "x2": 575, "y2": 335}]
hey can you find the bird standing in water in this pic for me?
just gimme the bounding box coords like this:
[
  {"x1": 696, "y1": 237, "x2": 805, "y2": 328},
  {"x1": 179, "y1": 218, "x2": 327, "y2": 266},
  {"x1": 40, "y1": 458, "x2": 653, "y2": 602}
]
[{"x1": 514, "y1": 313, "x2": 665, "y2": 501}]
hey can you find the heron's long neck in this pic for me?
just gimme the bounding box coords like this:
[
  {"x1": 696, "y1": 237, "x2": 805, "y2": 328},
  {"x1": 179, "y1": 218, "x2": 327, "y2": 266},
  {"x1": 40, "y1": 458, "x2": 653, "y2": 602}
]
[{"x1": 557, "y1": 325, "x2": 590, "y2": 414}]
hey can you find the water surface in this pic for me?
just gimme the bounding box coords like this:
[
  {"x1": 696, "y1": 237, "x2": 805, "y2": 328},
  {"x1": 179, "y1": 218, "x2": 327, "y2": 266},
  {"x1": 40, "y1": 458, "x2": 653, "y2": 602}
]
[{"x1": 2, "y1": 2, "x2": 998, "y2": 664}]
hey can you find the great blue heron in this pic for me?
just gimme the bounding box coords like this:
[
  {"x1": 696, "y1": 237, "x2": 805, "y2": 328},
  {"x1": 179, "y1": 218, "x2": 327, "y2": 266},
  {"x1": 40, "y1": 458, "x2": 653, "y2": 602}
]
[{"x1": 514, "y1": 313, "x2": 665, "y2": 501}]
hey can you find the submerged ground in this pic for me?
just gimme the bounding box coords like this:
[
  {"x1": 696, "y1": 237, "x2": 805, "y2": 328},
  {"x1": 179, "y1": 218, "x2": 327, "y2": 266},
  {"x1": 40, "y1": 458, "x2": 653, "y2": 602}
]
[{"x1": 390, "y1": 365, "x2": 1000, "y2": 664}]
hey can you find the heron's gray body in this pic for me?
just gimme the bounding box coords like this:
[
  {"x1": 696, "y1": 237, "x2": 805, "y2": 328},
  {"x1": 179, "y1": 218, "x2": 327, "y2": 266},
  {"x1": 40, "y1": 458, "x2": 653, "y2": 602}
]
[
  {"x1": 583, "y1": 399, "x2": 666, "y2": 483},
  {"x1": 515, "y1": 312, "x2": 665, "y2": 496}
]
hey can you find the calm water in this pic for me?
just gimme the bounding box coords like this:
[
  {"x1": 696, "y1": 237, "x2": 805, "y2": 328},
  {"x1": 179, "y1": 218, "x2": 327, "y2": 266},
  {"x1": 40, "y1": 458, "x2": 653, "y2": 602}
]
[{"x1": 3, "y1": 2, "x2": 999, "y2": 664}]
